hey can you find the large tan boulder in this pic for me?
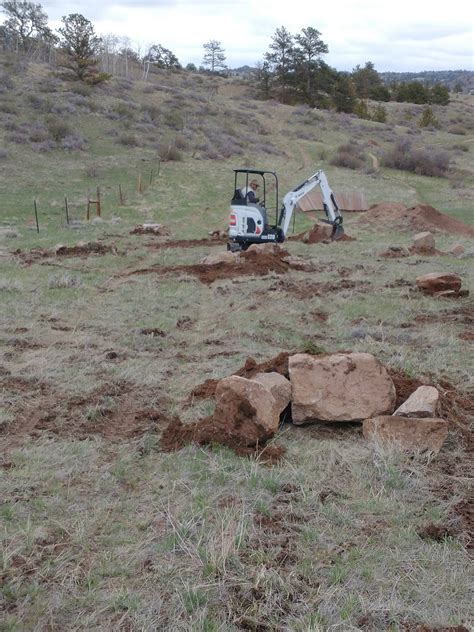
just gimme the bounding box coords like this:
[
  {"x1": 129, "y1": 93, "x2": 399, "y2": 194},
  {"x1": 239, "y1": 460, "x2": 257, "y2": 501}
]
[
  {"x1": 363, "y1": 416, "x2": 448, "y2": 454},
  {"x1": 251, "y1": 372, "x2": 291, "y2": 414},
  {"x1": 201, "y1": 251, "x2": 239, "y2": 265},
  {"x1": 289, "y1": 353, "x2": 396, "y2": 424},
  {"x1": 411, "y1": 231, "x2": 435, "y2": 253},
  {"x1": 212, "y1": 376, "x2": 281, "y2": 446},
  {"x1": 416, "y1": 272, "x2": 462, "y2": 296},
  {"x1": 394, "y1": 385, "x2": 439, "y2": 418}
]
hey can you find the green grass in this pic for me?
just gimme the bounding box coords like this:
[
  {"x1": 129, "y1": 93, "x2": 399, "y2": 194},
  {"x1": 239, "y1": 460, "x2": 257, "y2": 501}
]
[{"x1": 1, "y1": 58, "x2": 473, "y2": 631}]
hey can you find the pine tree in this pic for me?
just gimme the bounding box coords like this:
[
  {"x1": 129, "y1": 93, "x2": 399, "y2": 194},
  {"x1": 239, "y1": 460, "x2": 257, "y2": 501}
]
[
  {"x1": 57, "y1": 13, "x2": 105, "y2": 83},
  {"x1": 202, "y1": 40, "x2": 226, "y2": 73}
]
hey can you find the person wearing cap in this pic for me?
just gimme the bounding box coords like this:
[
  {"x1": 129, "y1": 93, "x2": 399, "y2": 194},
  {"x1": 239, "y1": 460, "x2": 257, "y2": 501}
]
[{"x1": 239, "y1": 179, "x2": 260, "y2": 204}]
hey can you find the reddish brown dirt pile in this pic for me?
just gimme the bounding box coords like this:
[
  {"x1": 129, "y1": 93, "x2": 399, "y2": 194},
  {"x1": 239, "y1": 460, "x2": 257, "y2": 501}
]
[
  {"x1": 0, "y1": 376, "x2": 171, "y2": 444},
  {"x1": 365, "y1": 203, "x2": 474, "y2": 237},
  {"x1": 189, "y1": 352, "x2": 290, "y2": 401},
  {"x1": 123, "y1": 247, "x2": 305, "y2": 284},
  {"x1": 291, "y1": 226, "x2": 355, "y2": 243},
  {"x1": 130, "y1": 224, "x2": 170, "y2": 236},
  {"x1": 55, "y1": 242, "x2": 118, "y2": 257},
  {"x1": 402, "y1": 625, "x2": 469, "y2": 632},
  {"x1": 13, "y1": 241, "x2": 117, "y2": 264}
]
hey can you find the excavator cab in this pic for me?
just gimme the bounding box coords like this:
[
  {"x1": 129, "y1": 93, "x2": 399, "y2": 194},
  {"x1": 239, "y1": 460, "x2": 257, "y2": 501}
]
[{"x1": 228, "y1": 169, "x2": 284, "y2": 251}]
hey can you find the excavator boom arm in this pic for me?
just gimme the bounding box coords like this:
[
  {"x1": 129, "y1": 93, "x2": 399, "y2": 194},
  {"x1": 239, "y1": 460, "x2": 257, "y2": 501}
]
[{"x1": 278, "y1": 170, "x2": 343, "y2": 236}]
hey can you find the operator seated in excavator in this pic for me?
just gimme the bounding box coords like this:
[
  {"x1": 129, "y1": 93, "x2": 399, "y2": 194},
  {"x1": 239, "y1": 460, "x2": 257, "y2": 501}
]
[{"x1": 232, "y1": 175, "x2": 268, "y2": 227}]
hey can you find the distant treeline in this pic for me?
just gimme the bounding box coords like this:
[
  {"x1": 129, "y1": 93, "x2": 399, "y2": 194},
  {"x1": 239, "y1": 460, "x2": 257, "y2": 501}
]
[{"x1": 1, "y1": 1, "x2": 472, "y2": 114}]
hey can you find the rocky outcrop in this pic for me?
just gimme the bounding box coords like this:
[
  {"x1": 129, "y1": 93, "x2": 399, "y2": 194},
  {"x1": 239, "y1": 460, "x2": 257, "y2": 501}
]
[
  {"x1": 394, "y1": 385, "x2": 439, "y2": 418},
  {"x1": 363, "y1": 416, "x2": 448, "y2": 454},
  {"x1": 416, "y1": 272, "x2": 463, "y2": 297},
  {"x1": 289, "y1": 352, "x2": 396, "y2": 424}
]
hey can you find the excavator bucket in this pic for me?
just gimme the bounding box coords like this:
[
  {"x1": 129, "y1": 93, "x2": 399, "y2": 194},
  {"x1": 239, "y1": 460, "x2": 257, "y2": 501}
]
[{"x1": 331, "y1": 221, "x2": 345, "y2": 241}]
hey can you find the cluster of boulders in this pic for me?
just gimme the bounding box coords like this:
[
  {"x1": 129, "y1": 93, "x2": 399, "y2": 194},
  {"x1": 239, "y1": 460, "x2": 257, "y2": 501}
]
[
  {"x1": 380, "y1": 231, "x2": 466, "y2": 259},
  {"x1": 213, "y1": 352, "x2": 448, "y2": 454}
]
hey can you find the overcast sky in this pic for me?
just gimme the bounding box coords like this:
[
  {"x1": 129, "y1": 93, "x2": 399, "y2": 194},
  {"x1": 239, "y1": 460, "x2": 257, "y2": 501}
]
[{"x1": 20, "y1": 0, "x2": 474, "y2": 71}]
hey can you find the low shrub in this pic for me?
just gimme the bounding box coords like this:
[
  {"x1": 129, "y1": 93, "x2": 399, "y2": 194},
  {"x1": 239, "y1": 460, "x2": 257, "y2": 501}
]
[
  {"x1": 447, "y1": 125, "x2": 467, "y2": 135},
  {"x1": 48, "y1": 273, "x2": 83, "y2": 289},
  {"x1": 330, "y1": 142, "x2": 367, "y2": 170},
  {"x1": 117, "y1": 134, "x2": 140, "y2": 147},
  {"x1": 0, "y1": 102, "x2": 16, "y2": 114},
  {"x1": 382, "y1": 139, "x2": 450, "y2": 177},
  {"x1": 46, "y1": 117, "x2": 73, "y2": 142},
  {"x1": 156, "y1": 142, "x2": 183, "y2": 161},
  {"x1": 60, "y1": 135, "x2": 86, "y2": 151}
]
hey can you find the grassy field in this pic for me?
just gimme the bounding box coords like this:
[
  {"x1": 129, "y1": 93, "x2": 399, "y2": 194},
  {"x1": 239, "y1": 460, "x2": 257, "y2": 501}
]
[{"x1": 1, "y1": 58, "x2": 473, "y2": 631}]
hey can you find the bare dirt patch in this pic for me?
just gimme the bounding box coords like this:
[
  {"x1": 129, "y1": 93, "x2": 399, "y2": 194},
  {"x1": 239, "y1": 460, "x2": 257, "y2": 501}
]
[
  {"x1": 14, "y1": 241, "x2": 118, "y2": 264},
  {"x1": 145, "y1": 237, "x2": 226, "y2": 250},
  {"x1": 0, "y1": 377, "x2": 171, "y2": 445},
  {"x1": 364, "y1": 203, "x2": 474, "y2": 237},
  {"x1": 122, "y1": 247, "x2": 307, "y2": 284},
  {"x1": 268, "y1": 277, "x2": 372, "y2": 298}
]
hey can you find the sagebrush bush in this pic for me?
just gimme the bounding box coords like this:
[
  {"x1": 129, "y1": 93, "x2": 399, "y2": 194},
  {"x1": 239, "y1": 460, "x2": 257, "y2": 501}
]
[
  {"x1": 447, "y1": 125, "x2": 466, "y2": 135},
  {"x1": 330, "y1": 142, "x2": 367, "y2": 170},
  {"x1": 46, "y1": 117, "x2": 73, "y2": 142},
  {"x1": 117, "y1": 134, "x2": 140, "y2": 147},
  {"x1": 156, "y1": 143, "x2": 182, "y2": 161},
  {"x1": 382, "y1": 139, "x2": 450, "y2": 177}
]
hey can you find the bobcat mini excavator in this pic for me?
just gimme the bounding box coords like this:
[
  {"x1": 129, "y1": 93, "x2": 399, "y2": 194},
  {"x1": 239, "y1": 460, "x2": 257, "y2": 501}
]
[{"x1": 228, "y1": 168, "x2": 344, "y2": 251}]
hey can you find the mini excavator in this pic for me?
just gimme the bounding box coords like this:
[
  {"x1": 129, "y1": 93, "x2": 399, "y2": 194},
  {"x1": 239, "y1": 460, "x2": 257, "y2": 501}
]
[{"x1": 228, "y1": 168, "x2": 344, "y2": 251}]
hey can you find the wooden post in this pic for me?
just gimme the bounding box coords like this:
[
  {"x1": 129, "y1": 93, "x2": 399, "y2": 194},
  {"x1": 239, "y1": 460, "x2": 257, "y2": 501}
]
[
  {"x1": 137, "y1": 173, "x2": 142, "y2": 194},
  {"x1": 34, "y1": 199, "x2": 39, "y2": 233},
  {"x1": 86, "y1": 190, "x2": 90, "y2": 221},
  {"x1": 96, "y1": 187, "x2": 101, "y2": 217},
  {"x1": 119, "y1": 184, "x2": 124, "y2": 205},
  {"x1": 149, "y1": 169, "x2": 153, "y2": 185},
  {"x1": 156, "y1": 158, "x2": 161, "y2": 179},
  {"x1": 64, "y1": 196, "x2": 69, "y2": 225}
]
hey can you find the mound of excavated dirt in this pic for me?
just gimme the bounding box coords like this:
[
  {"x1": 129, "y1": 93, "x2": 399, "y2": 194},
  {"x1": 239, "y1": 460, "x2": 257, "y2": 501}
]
[
  {"x1": 13, "y1": 241, "x2": 118, "y2": 264},
  {"x1": 364, "y1": 203, "x2": 474, "y2": 237},
  {"x1": 124, "y1": 247, "x2": 309, "y2": 285}
]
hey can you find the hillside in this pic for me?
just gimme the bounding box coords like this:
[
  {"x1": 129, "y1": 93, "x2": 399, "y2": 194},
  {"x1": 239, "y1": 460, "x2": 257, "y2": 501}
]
[{"x1": 1, "y1": 58, "x2": 473, "y2": 631}]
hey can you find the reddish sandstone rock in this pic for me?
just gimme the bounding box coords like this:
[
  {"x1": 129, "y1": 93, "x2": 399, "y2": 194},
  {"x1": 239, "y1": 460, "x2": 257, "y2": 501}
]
[
  {"x1": 394, "y1": 385, "x2": 439, "y2": 418},
  {"x1": 447, "y1": 243, "x2": 465, "y2": 256},
  {"x1": 416, "y1": 272, "x2": 462, "y2": 296},
  {"x1": 289, "y1": 352, "x2": 396, "y2": 424},
  {"x1": 252, "y1": 372, "x2": 291, "y2": 414},
  {"x1": 411, "y1": 231, "x2": 436, "y2": 254},
  {"x1": 212, "y1": 376, "x2": 281, "y2": 446},
  {"x1": 363, "y1": 416, "x2": 448, "y2": 454},
  {"x1": 201, "y1": 251, "x2": 239, "y2": 265}
]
